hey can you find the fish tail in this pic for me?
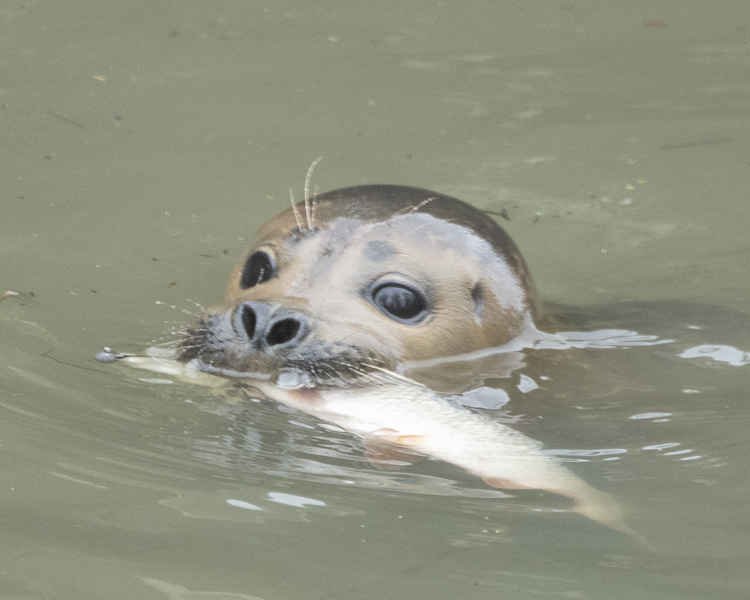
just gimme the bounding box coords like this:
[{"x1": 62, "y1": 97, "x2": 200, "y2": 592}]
[{"x1": 573, "y1": 488, "x2": 652, "y2": 549}]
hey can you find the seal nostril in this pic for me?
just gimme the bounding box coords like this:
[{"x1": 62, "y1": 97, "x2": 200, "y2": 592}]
[
  {"x1": 266, "y1": 318, "x2": 301, "y2": 346},
  {"x1": 241, "y1": 304, "x2": 257, "y2": 339}
]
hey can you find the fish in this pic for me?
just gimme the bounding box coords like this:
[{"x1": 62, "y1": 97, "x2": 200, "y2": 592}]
[{"x1": 120, "y1": 352, "x2": 640, "y2": 540}]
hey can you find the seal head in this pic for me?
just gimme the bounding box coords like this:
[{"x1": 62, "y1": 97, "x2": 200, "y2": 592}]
[{"x1": 180, "y1": 185, "x2": 539, "y2": 387}]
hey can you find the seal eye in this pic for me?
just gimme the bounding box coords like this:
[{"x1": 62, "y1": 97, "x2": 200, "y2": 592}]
[
  {"x1": 240, "y1": 251, "x2": 275, "y2": 289},
  {"x1": 372, "y1": 283, "x2": 427, "y2": 324}
]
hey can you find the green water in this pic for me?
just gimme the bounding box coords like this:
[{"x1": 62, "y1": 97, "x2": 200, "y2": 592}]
[{"x1": 2, "y1": 1, "x2": 750, "y2": 598}]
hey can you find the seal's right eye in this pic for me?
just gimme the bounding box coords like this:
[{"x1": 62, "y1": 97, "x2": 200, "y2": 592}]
[
  {"x1": 371, "y1": 283, "x2": 428, "y2": 324},
  {"x1": 240, "y1": 251, "x2": 275, "y2": 289}
]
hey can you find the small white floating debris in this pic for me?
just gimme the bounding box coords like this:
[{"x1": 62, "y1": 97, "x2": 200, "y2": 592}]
[
  {"x1": 517, "y1": 374, "x2": 539, "y2": 393},
  {"x1": 679, "y1": 344, "x2": 750, "y2": 367},
  {"x1": 629, "y1": 412, "x2": 672, "y2": 421},
  {"x1": 459, "y1": 386, "x2": 510, "y2": 409},
  {"x1": 226, "y1": 499, "x2": 264, "y2": 511},
  {"x1": 267, "y1": 492, "x2": 326, "y2": 508}
]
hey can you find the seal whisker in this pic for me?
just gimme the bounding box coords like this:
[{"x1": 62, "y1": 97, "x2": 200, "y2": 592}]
[
  {"x1": 186, "y1": 299, "x2": 208, "y2": 311},
  {"x1": 289, "y1": 187, "x2": 304, "y2": 232},
  {"x1": 343, "y1": 364, "x2": 382, "y2": 384},
  {"x1": 150, "y1": 340, "x2": 184, "y2": 349},
  {"x1": 407, "y1": 196, "x2": 436, "y2": 214},
  {"x1": 304, "y1": 156, "x2": 324, "y2": 231},
  {"x1": 154, "y1": 301, "x2": 204, "y2": 317},
  {"x1": 310, "y1": 185, "x2": 319, "y2": 232},
  {"x1": 171, "y1": 340, "x2": 205, "y2": 349},
  {"x1": 150, "y1": 332, "x2": 196, "y2": 346},
  {"x1": 359, "y1": 362, "x2": 416, "y2": 386},
  {"x1": 392, "y1": 196, "x2": 436, "y2": 217}
]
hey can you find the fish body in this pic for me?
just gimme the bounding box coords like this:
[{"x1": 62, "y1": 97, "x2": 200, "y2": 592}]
[
  {"x1": 253, "y1": 378, "x2": 633, "y2": 536},
  {"x1": 123, "y1": 354, "x2": 635, "y2": 537}
]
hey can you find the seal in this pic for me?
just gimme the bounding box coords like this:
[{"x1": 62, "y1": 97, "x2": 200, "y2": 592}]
[
  {"x1": 179, "y1": 184, "x2": 540, "y2": 388},
  {"x1": 132, "y1": 184, "x2": 639, "y2": 536}
]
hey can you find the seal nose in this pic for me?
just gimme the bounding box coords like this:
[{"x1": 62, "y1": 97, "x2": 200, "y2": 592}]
[
  {"x1": 265, "y1": 317, "x2": 303, "y2": 346},
  {"x1": 236, "y1": 301, "x2": 309, "y2": 350}
]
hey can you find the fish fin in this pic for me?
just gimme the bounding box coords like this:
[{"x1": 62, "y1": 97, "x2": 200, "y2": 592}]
[
  {"x1": 393, "y1": 434, "x2": 427, "y2": 445},
  {"x1": 572, "y1": 494, "x2": 653, "y2": 549},
  {"x1": 554, "y1": 486, "x2": 653, "y2": 549},
  {"x1": 363, "y1": 429, "x2": 425, "y2": 468},
  {"x1": 481, "y1": 477, "x2": 534, "y2": 490},
  {"x1": 484, "y1": 476, "x2": 652, "y2": 548},
  {"x1": 369, "y1": 429, "x2": 426, "y2": 446}
]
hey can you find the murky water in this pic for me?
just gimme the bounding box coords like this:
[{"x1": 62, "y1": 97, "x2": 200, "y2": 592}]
[{"x1": 2, "y1": 1, "x2": 750, "y2": 598}]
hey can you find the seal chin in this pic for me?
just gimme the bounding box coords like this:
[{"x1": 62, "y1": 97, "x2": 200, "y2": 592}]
[{"x1": 177, "y1": 312, "x2": 394, "y2": 389}]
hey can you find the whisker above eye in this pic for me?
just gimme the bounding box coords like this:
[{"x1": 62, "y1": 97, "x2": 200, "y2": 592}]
[{"x1": 303, "y1": 156, "x2": 324, "y2": 231}]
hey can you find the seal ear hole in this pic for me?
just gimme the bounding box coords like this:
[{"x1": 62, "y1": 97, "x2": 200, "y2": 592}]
[
  {"x1": 372, "y1": 283, "x2": 428, "y2": 324},
  {"x1": 240, "y1": 251, "x2": 275, "y2": 289},
  {"x1": 471, "y1": 283, "x2": 484, "y2": 320}
]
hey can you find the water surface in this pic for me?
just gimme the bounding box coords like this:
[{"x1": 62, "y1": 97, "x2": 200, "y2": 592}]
[{"x1": 2, "y1": 1, "x2": 750, "y2": 598}]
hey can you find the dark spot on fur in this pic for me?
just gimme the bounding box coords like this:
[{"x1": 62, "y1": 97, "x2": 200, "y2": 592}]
[
  {"x1": 471, "y1": 282, "x2": 484, "y2": 321},
  {"x1": 363, "y1": 240, "x2": 396, "y2": 262}
]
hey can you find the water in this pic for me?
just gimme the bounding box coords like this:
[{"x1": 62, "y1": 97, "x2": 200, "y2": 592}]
[{"x1": 2, "y1": 1, "x2": 750, "y2": 597}]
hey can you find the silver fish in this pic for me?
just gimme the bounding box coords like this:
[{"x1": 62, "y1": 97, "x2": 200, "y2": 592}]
[{"x1": 122, "y1": 353, "x2": 639, "y2": 539}]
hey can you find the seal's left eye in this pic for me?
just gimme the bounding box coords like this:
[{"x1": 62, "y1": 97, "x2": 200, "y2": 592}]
[
  {"x1": 240, "y1": 251, "x2": 275, "y2": 289},
  {"x1": 372, "y1": 283, "x2": 428, "y2": 324}
]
